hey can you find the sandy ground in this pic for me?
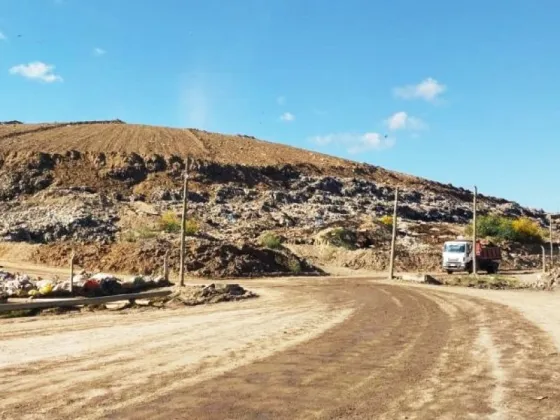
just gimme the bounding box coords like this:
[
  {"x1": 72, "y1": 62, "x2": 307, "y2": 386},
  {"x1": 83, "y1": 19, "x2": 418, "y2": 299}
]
[{"x1": 2, "y1": 268, "x2": 560, "y2": 419}]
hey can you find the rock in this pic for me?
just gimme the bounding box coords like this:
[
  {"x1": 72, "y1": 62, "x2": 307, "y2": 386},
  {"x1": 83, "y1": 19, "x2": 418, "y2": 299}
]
[{"x1": 105, "y1": 302, "x2": 130, "y2": 311}]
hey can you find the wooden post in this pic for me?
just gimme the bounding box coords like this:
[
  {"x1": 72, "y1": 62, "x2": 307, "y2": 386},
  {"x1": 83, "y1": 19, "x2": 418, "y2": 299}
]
[
  {"x1": 550, "y1": 214, "x2": 554, "y2": 269},
  {"x1": 179, "y1": 156, "x2": 190, "y2": 287},
  {"x1": 163, "y1": 251, "x2": 169, "y2": 281},
  {"x1": 388, "y1": 188, "x2": 398, "y2": 279},
  {"x1": 69, "y1": 251, "x2": 75, "y2": 295},
  {"x1": 541, "y1": 245, "x2": 546, "y2": 273},
  {"x1": 472, "y1": 186, "x2": 477, "y2": 276}
]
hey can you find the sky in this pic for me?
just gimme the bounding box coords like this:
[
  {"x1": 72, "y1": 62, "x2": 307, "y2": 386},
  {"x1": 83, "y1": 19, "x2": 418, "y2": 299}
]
[{"x1": 1, "y1": 0, "x2": 559, "y2": 211}]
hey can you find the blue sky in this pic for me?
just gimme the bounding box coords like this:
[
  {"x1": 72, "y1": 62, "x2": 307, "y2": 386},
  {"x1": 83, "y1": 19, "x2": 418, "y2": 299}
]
[{"x1": 1, "y1": 0, "x2": 559, "y2": 211}]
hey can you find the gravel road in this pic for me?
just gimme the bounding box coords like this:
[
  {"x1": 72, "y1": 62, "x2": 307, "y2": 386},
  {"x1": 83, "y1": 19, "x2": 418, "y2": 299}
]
[{"x1": 1, "y1": 277, "x2": 560, "y2": 419}]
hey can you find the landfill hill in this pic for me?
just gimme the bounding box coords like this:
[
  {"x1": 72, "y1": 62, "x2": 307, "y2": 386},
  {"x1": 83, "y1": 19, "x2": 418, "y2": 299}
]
[
  {"x1": 0, "y1": 120, "x2": 552, "y2": 277},
  {"x1": 0, "y1": 120, "x2": 536, "y2": 202}
]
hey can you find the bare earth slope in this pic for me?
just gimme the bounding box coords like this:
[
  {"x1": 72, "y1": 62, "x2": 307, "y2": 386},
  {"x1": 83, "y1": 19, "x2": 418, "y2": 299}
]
[
  {"x1": 0, "y1": 122, "x2": 348, "y2": 167},
  {"x1": 0, "y1": 121, "x2": 483, "y2": 195}
]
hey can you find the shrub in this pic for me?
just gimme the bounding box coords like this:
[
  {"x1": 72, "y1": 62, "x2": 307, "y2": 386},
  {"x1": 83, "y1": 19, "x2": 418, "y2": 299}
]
[
  {"x1": 260, "y1": 232, "x2": 282, "y2": 249},
  {"x1": 465, "y1": 215, "x2": 543, "y2": 244},
  {"x1": 511, "y1": 217, "x2": 544, "y2": 243},
  {"x1": 288, "y1": 259, "x2": 302, "y2": 274},
  {"x1": 159, "y1": 211, "x2": 181, "y2": 233},
  {"x1": 159, "y1": 211, "x2": 200, "y2": 236},
  {"x1": 379, "y1": 215, "x2": 393, "y2": 227},
  {"x1": 326, "y1": 227, "x2": 356, "y2": 250},
  {"x1": 121, "y1": 227, "x2": 158, "y2": 242},
  {"x1": 184, "y1": 218, "x2": 199, "y2": 237},
  {"x1": 121, "y1": 230, "x2": 138, "y2": 243}
]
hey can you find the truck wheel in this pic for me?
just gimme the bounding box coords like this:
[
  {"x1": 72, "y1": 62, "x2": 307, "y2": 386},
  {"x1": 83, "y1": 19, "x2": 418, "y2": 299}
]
[
  {"x1": 446, "y1": 270, "x2": 453, "y2": 275},
  {"x1": 466, "y1": 262, "x2": 473, "y2": 274}
]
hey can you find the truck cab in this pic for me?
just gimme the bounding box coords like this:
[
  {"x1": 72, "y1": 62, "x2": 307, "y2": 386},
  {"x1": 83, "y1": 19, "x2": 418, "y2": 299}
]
[{"x1": 442, "y1": 240, "x2": 473, "y2": 274}]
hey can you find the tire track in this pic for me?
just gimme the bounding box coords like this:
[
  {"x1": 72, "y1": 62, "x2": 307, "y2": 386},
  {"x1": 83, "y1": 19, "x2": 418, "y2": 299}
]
[
  {"x1": 116, "y1": 283, "x2": 452, "y2": 420},
  {"x1": 406, "y1": 287, "x2": 560, "y2": 420}
]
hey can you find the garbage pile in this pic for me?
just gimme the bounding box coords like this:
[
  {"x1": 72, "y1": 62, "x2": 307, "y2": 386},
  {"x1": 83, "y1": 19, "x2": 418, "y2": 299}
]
[{"x1": 0, "y1": 270, "x2": 171, "y2": 300}]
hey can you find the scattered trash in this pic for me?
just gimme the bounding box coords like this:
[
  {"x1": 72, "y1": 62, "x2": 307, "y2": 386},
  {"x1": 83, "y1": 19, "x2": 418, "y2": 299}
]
[
  {"x1": 534, "y1": 396, "x2": 548, "y2": 401},
  {"x1": 0, "y1": 269, "x2": 172, "y2": 300}
]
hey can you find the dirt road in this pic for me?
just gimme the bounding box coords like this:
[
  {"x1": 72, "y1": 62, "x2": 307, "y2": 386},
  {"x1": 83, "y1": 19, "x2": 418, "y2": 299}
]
[{"x1": 2, "y1": 278, "x2": 560, "y2": 419}]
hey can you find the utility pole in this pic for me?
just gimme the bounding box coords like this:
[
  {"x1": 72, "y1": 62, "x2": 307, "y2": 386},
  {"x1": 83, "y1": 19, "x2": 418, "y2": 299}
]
[
  {"x1": 179, "y1": 156, "x2": 191, "y2": 287},
  {"x1": 541, "y1": 245, "x2": 546, "y2": 273},
  {"x1": 388, "y1": 188, "x2": 399, "y2": 279},
  {"x1": 550, "y1": 214, "x2": 554, "y2": 269},
  {"x1": 472, "y1": 186, "x2": 477, "y2": 276},
  {"x1": 163, "y1": 251, "x2": 169, "y2": 282}
]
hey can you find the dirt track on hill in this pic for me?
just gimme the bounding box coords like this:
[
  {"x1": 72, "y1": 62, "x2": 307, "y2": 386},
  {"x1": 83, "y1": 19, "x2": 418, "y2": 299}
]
[{"x1": 2, "y1": 279, "x2": 560, "y2": 419}]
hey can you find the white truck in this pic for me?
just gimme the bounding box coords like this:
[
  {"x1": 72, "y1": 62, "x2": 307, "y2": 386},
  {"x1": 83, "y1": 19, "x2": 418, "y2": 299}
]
[{"x1": 442, "y1": 239, "x2": 501, "y2": 274}]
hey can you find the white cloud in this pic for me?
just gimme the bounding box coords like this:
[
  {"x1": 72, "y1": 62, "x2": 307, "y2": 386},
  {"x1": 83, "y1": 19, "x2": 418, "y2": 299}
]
[
  {"x1": 311, "y1": 132, "x2": 395, "y2": 154},
  {"x1": 394, "y1": 78, "x2": 446, "y2": 102},
  {"x1": 280, "y1": 112, "x2": 295, "y2": 122},
  {"x1": 385, "y1": 111, "x2": 427, "y2": 131},
  {"x1": 9, "y1": 62, "x2": 63, "y2": 83},
  {"x1": 93, "y1": 47, "x2": 106, "y2": 56},
  {"x1": 0, "y1": 31, "x2": 6, "y2": 41},
  {"x1": 277, "y1": 96, "x2": 286, "y2": 105}
]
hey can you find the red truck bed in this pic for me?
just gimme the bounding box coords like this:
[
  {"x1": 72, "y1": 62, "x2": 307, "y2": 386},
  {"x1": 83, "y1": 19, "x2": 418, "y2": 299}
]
[{"x1": 475, "y1": 243, "x2": 501, "y2": 260}]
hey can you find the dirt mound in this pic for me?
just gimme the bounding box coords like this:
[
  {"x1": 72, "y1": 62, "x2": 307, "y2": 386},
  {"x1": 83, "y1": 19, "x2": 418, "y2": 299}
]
[
  {"x1": 155, "y1": 284, "x2": 257, "y2": 307},
  {"x1": 290, "y1": 244, "x2": 442, "y2": 272},
  {"x1": 31, "y1": 238, "x2": 322, "y2": 278}
]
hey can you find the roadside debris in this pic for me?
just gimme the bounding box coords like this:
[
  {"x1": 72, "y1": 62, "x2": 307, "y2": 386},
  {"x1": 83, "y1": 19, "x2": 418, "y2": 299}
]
[
  {"x1": 0, "y1": 269, "x2": 171, "y2": 299},
  {"x1": 531, "y1": 268, "x2": 559, "y2": 290}
]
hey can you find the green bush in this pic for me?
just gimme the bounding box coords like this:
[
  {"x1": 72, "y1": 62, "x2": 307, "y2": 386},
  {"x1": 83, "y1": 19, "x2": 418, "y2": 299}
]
[
  {"x1": 465, "y1": 215, "x2": 543, "y2": 244},
  {"x1": 260, "y1": 232, "x2": 282, "y2": 249}
]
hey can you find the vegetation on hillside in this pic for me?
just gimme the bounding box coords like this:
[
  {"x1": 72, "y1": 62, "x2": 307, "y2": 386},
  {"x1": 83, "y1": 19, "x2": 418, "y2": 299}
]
[
  {"x1": 465, "y1": 215, "x2": 544, "y2": 244},
  {"x1": 379, "y1": 215, "x2": 393, "y2": 227},
  {"x1": 260, "y1": 232, "x2": 282, "y2": 249},
  {"x1": 159, "y1": 211, "x2": 199, "y2": 236},
  {"x1": 324, "y1": 227, "x2": 356, "y2": 250}
]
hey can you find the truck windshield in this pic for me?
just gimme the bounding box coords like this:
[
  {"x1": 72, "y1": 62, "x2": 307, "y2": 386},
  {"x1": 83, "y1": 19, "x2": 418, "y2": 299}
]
[{"x1": 444, "y1": 244, "x2": 466, "y2": 253}]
